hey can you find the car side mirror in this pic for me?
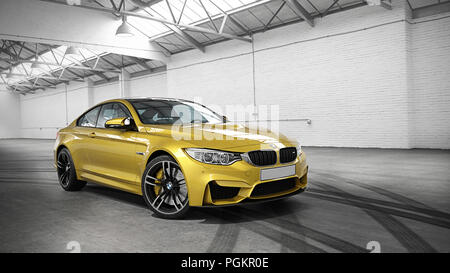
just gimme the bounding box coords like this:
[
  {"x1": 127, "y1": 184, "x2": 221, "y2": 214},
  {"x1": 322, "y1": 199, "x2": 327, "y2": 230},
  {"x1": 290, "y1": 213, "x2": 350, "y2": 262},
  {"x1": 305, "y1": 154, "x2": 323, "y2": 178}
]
[
  {"x1": 222, "y1": 115, "x2": 228, "y2": 123},
  {"x1": 105, "y1": 117, "x2": 133, "y2": 129}
]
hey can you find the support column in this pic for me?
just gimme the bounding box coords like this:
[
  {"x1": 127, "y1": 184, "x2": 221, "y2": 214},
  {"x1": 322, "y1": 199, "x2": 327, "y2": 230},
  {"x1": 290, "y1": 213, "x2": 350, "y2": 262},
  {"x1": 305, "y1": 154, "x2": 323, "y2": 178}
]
[
  {"x1": 119, "y1": 68, "x2": 130, "y2": 98},
  {"x1": 86, "y1": 79, "x2": 95, "y2": 107}
]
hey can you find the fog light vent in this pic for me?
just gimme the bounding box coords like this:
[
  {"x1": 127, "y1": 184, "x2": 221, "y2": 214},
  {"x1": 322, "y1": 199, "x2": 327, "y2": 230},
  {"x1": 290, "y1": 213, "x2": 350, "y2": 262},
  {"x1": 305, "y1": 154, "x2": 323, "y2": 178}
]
[{"x1": 209, "y1": 182, "x2": 240, "y2": 201}]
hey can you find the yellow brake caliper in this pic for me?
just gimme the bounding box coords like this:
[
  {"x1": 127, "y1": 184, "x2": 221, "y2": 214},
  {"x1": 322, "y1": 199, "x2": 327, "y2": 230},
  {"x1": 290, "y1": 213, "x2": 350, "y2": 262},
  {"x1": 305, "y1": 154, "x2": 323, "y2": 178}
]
[{"x1": 154, "y1": 168, "x2": 163, "y2": 195}]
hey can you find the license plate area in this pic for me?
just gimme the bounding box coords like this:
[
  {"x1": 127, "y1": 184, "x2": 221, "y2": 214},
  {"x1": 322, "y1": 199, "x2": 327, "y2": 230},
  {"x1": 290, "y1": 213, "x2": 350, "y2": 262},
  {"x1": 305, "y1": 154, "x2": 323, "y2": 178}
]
[{"x1": 260, "y1": 165, "x2": 296, "y2": 181}]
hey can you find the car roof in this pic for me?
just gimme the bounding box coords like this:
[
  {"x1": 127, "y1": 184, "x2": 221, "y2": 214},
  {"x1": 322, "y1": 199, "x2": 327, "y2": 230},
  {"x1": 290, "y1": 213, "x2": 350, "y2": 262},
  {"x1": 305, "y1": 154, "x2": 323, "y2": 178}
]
[{"x1": 123, "y1": 97, "x2": 195, "y2": 103}]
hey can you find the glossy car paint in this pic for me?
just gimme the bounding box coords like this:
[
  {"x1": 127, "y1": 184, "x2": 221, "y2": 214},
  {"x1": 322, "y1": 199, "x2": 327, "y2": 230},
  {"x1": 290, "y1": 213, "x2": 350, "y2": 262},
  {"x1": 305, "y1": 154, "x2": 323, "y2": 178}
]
[{"x1": 54, "y1": 99, "x2": 308, "y2": 206}]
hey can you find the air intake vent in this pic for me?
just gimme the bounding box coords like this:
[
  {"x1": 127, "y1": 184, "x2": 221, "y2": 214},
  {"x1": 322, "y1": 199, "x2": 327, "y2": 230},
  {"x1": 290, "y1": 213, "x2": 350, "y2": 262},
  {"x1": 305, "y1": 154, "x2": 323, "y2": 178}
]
[
  {"x1": 251, "y1": 178, "x2": 296, "y2": 197},
  {"x1": 209, "y1": 182, "x2": 240, "y2": 201},
  {"x1": 279, "y1": 147, "x2": 297, "y2": 163},
  {"x1": 247, "y1": 150, "x2": 277, "y2": 166}
]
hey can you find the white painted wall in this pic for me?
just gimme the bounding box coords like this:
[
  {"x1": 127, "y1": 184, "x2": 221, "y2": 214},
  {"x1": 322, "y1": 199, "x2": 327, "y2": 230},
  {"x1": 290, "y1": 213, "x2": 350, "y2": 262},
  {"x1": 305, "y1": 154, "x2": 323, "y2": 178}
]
[{"x1": 0, "y1": 88, "x2": 20, "y2": 138}]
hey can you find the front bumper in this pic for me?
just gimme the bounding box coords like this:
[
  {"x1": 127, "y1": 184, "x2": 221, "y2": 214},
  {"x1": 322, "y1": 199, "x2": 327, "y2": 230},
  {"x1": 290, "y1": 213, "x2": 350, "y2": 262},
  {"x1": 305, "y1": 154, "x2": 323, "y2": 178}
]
[
  {"x1": 200, "y1": 186, "x2": 306, "y2": 208},
  {"x1": 175, "y1": 149, "x2": 308, "y2": 207}
]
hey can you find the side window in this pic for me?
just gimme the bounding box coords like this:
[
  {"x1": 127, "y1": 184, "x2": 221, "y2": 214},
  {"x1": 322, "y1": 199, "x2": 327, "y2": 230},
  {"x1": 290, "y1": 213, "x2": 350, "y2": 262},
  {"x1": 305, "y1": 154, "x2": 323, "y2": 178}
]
[
  {"x1": 78, "y1": 106, "x2": 100, "y2": 127},
  {"x1": 96, "y1": 103, "x2": 131, "y2": 129},
  {"x1": 115, "y1": 103, "x2": 131, "y2": 119}
]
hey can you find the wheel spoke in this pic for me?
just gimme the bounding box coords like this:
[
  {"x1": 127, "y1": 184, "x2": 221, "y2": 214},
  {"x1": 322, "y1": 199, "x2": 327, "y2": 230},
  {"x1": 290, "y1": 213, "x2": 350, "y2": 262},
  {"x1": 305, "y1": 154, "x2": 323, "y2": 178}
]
[
  {"x1": 162, "y1": 161, "x2": 168, "y2": 179},
  {"x1": 60, "y1": 170, "x2": 68, "y2": 184},
  {"x1": 145, "y1": 175, "x2": 162, "y2": 183},
  {"x1": 152, "y1": 190, "x2": 166, "y2": 207},
  {"x1": 173, "y1": 168, "x2": 179, "y2": 179},
  {"x1": 57, "y1": 161, "x2": 64, "y2": 169},
  {"x1": 155, "y1": 192, "x2": 169, "y2": 210},
  {"x1": 172, "y1": 192, "x2": 180, "y2": 211},
  {"x1": 145, "y1": 180, "x2": 159, "y2": 186},
  {"x1": 65, "y1": 171, "x2": 70, "y2": 184},
  {"x1": 175, "y1": 190, "x2": 186, "y2": 207},
  {"x1": 177, "y1": 179, "x2": 186, "y2": 186}
]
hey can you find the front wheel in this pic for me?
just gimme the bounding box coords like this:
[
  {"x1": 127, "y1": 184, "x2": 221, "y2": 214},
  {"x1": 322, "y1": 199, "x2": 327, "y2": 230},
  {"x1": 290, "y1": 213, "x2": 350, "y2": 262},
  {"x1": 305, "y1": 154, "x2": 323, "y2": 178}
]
[{"x1": 142, "y1": 155, "x2": 189, "y2": 219}]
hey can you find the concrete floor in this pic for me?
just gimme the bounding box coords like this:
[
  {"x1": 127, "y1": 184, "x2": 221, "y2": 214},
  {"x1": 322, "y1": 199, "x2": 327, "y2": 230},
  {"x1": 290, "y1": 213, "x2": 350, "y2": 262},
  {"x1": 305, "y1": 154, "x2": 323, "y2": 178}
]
[{"x1": 0, "y1": 139, "x2": 449, "y2": 253}]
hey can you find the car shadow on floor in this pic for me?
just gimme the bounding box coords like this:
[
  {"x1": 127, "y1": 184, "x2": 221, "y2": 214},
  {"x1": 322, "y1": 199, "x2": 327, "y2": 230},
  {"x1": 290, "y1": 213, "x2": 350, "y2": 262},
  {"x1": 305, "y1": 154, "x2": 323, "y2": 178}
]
[
  {"x1": 84, "y1": 184, "x2": 147, "y2": 208},
  {"x1": 83, "y1": 183, "x2": 306, "y2": 223},
  {"x1": 194, "y1": 199, "x2": 308, "y2": 224}
]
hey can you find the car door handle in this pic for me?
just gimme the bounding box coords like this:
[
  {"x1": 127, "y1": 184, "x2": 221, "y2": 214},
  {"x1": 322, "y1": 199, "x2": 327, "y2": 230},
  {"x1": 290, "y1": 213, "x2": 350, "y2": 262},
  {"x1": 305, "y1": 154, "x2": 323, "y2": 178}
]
[{"x1": 89, "y1": 132, "x2": 96, "y2": 138}]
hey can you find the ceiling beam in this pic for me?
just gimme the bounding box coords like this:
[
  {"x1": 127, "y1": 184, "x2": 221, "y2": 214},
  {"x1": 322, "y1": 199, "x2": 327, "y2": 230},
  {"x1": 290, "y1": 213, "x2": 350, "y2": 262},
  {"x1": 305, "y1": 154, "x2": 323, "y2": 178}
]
[
  {"x1": 0, "y1": 72, "x2": 83, "y2": 83},
  {"x1": 149, "y1": 0, "x2": 274, "y2": 42},
  {"x1": 0, "y1": 58, "x2": 120, "y2": 73},
  {"x1": 286, "y1": 0, "x2": 315, "y2": 27},
  {"x1": 209, "y1": 0, "x2": 250, "y2": 35},
  {"x1": 128, "y1": 56, "x2": 153, "y2": 71},
  {"x1": 165, "y1": 25, "x2": 206, "y2": 52},
  {"x1": 264, "y1": 1, "x2": 286, "y2": 31},
  {"x1": 0, "y1": 82, "x2": 56, "y2": 89},
  {"x1": 412, "y1": 1, "x2": 450, "y2": 18},
  {"x1": 139, "y1": 6, "x2": 206, "y2": 53}
]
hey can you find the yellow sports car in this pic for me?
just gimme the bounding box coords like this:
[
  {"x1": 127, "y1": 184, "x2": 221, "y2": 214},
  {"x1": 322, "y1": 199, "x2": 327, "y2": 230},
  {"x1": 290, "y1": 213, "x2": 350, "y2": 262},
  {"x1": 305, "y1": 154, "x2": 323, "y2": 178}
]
[{"x1": 54, "y1": 98, "x2": 308, "y2": 218}]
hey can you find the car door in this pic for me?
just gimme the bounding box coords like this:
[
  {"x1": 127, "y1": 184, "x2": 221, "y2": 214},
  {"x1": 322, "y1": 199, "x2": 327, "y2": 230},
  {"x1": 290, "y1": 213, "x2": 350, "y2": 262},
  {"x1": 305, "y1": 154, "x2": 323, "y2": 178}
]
[
  {"x1": 88, "y1": 103, "x2": 139, "y2": 185},
  {"x1": 70, "y1": 105, "x2": 101, "y2": 173}
]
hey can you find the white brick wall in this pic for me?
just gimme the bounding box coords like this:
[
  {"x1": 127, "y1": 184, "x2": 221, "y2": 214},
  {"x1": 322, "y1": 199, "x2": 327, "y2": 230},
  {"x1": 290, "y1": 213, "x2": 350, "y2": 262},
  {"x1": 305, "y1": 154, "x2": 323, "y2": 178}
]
[
  {"x1": 167, "y1": 1, "x2": 414, "y2": 148},
  {"x1": 254, "y1": 20, "x2": 410, "y2": 148},
  {"x1": 129, "y1": 72, "x2": 167, "y2": 98},
  {"x1": 408, "y1": 14, "x2": 450, "y2": 149},
  {"x1": 165, "y1": 1, "x2": 449, "y2": 149},
  {"x1": 0, "y1": 88, "x2": 20, "y2": 138},
  {"x1": 21, "y1": 86, "x2": 68, "y2": 139}
]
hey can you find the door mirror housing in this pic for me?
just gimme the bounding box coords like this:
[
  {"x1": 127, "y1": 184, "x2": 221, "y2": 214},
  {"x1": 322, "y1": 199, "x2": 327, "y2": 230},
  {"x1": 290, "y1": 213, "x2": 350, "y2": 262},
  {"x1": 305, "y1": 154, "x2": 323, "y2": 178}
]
[
  {"x1": 222, "y1": 115, "x2": 228, "y2": 123},
  {"x1": 105, "y1": 117, "x2": 133, "y2": 129}
]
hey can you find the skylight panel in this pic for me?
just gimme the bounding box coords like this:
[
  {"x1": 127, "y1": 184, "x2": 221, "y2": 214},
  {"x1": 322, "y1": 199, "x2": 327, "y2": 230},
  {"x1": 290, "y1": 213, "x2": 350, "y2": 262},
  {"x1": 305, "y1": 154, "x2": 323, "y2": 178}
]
[{"x1": 125, "y1": 0, "x2": 260, "y2": 39}]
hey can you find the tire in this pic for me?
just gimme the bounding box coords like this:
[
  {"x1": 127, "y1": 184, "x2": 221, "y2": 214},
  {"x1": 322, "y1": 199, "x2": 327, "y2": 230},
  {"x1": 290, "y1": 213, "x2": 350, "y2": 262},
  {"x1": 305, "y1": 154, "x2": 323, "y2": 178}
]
[
  {"x1": 141, "y1": 155, "x2": 189, "y2": 219},
  {"x1": 57, "y1": 148, "x2": 86, "y2": 191}
]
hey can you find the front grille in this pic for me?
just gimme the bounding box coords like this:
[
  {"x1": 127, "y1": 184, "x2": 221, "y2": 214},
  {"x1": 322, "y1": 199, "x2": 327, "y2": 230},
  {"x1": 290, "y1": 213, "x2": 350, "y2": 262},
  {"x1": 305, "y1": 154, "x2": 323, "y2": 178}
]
[
  {"x1": 251, "y1": 178, "x2": 296, "y2": 197},
  {"x1": 209, "y1": 182, "x2": 240, "y2": 200},
  {"x1": 247, "y1": 150, "x2": 277, "y2": 166},
  {"x1": 279, "y1": 147, "x2": 297, "y2": 163}
]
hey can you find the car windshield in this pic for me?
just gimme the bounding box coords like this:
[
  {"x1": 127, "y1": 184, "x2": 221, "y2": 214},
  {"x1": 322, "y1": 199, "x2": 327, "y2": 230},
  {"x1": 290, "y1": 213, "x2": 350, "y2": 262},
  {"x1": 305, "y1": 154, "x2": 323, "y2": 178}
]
[{"x1": 130, "y1": 99, "x2": 224, "y2": 125}]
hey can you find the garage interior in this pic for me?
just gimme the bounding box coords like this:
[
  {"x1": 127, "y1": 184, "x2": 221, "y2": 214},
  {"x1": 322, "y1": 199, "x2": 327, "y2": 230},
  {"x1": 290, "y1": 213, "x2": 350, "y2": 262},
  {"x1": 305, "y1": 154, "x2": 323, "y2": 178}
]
[{"x1": 0, "y1": 0, "x2": 449, "y2": 253}]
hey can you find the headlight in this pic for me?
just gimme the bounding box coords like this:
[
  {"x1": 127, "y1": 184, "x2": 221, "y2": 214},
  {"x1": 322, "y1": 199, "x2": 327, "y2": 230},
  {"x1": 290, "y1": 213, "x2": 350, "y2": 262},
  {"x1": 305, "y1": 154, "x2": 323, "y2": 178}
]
[
  {"x1": 184, "y1": 148, "x2": 241, "y2": 165},
  {"x1": 296, "y1": 143, "x2": 303, "y2": 157}
]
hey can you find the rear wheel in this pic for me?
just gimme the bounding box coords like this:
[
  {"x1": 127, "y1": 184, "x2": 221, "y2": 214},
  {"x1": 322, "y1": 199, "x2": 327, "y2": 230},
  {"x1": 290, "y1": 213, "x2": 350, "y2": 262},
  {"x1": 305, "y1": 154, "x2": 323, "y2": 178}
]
[
  {"x1": 57, "y1": 148, "x2": 86, "y2": 191},
  {"x1": 142, "y1": 155, "x2": 189, "y2": 219}
]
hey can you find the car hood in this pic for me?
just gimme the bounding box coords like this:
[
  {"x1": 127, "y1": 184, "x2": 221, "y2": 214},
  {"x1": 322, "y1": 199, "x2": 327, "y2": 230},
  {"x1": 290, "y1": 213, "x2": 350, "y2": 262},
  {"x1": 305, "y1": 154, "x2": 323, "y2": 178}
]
[{"x1": 142, "y1": 123, "x2": 298, "y2": 152}]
